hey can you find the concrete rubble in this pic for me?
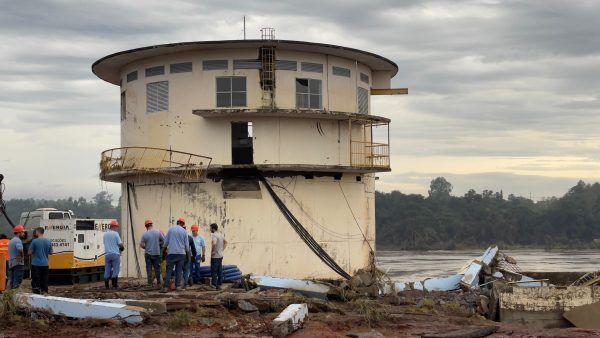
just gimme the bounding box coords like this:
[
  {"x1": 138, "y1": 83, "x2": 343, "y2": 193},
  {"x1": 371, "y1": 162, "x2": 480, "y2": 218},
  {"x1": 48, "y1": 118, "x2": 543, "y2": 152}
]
[{"x1": 272, "y1": 303, "x2": 308, "y2": 338}]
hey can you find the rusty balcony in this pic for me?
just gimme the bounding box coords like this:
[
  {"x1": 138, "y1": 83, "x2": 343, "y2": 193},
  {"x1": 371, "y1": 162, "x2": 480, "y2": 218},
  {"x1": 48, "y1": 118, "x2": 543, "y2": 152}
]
[{"x1": 100, "y1": 147, "x2": 212, "y2": 183}]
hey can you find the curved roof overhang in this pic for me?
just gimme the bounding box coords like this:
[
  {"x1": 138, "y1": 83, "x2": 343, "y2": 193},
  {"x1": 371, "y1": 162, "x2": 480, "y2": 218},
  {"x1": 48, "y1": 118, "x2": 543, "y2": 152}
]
[{"x1": 92, "y1": 39, "x2": 398, "y2": 85}]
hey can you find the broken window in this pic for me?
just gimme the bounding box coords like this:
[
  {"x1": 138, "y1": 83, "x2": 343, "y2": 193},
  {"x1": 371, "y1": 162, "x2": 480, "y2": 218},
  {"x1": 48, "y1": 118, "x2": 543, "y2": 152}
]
[
  {"x1": 296, "y1": 78, "x2": 322, "y2": 109},
  {"x1": 121, "y1": 91, "x2": 126, "y2": 121},
  {"x1": 216, "y1": 76, "x2": 247, "y2": 107},
  {"x1": 147, "y1": 81, "x2": 169, "y2": 113},
  {"x1": 357, "y1": 87, "x2": 369, "y2": 114}
]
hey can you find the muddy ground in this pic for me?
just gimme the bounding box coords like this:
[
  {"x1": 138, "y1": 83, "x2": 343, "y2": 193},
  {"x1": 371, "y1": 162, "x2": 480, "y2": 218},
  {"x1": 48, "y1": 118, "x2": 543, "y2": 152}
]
[{"x1": 1, "y1": 278, "x2": 599, "y2": 338}]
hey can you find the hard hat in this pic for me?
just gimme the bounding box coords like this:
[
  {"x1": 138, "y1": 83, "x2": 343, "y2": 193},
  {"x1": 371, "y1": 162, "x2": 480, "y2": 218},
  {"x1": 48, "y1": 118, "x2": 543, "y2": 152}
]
[
  {"x1": 110, "y1": 220, "x2": 119, "y2": 227},
  {"x1": 13, "y1": 225, "x2": 25, "y2": 233},
  {"x1": 177, "y1": 217, "x2": 185, "y2": 224},
  {"x1": 191, "y1": 224, "x2": 199, "y2": 231},
  {"x1": 144, "y1": 219, "x2": 153, "y2": 226}
]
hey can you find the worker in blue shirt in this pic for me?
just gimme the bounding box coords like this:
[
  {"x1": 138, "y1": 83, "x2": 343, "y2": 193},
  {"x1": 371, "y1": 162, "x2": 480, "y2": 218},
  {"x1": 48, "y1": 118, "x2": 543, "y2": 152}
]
[
  {"x1": 190, "y1": 224, "x2": 206, "y2": 284},
  {"x1": 28, "y1": 226, "x2": 53, "y2": 294},
  {"x1": 140, "y1": 219, "x2": 164, "y2": 288},
  {"x1": 103, "y1": 220, "x2": 124, "y2": 289},
  {"x1": 8, "y1": 225, "x2": 26, "y2": 289},
  {"x1": 161, "y1": 217, "x2": 190, "y2": 292}
]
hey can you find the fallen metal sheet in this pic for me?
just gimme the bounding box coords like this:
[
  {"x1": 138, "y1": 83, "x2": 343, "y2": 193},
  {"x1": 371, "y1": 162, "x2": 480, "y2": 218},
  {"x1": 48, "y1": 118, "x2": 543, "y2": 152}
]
[
  {"x1": 479, "y1": 246, "x2": 499, "y2": 265},
  {"x1": 272, "y1": 303, "x2": 309, "y2": 337},
  {"x1": 563, "y1": 301, "x2": 600, "y2": 329},
  {"x1": 14, "y1": 293, "x2": 146, "y2": 324},
  {"x1": 392, "y1": 275, "x2": 462, "y2": 292},
  {"x1": 460, "y1": 261, "x2": 483, "y2": 288},
  {"x1": 250, "y1": 275, "x2": 330, "y2": 300},
  {"x1": 101, "y1": 299, "x2": 167, "y2": 314}
]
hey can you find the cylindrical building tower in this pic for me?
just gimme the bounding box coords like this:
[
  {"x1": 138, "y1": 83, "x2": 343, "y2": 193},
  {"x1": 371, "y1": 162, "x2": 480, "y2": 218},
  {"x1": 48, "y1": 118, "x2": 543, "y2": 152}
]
[{"x1": 93, "y1": 37, "x2": 400, "y2": 279}]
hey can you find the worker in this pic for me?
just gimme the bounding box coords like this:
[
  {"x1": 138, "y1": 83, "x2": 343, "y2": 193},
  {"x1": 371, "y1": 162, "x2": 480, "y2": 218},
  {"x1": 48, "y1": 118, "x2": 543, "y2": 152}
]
[
  {"x1": 8, "y1": 225, "x2": 26, "y2": 289},
  {"x1": 140, "y1": 219, "x2": 164, "y2": 288},
  {"x1": 209, "y1": 223, "x2": 227, "y2": 290},
  {"x1": 103, "y1": 220, "x2": 124, "y2": 290},
  {"x1": 182, "y1": 226, "x2": 197, "y2": 288},
  {"x1": 28, "y1": 227, "x2": 53, "y2": 294},
  {"x1": 189, "y1": 224, "x2": 206, "y2": 285},
  {"x1": 0, "y1": 234, "x2": 9, "y2": 289},
  {"x1": 161, "y1": 217, "x2": 190, "y2": 292}
]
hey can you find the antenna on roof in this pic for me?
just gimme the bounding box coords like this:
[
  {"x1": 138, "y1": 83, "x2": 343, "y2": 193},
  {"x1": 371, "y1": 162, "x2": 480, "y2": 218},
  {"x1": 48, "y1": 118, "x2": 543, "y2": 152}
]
[
  {"x1": 243, "y1": 16, "x2": 246, "y2": 40},
  {"x1": 260, "y1": 27, "x2": 275, "y2": 40}
]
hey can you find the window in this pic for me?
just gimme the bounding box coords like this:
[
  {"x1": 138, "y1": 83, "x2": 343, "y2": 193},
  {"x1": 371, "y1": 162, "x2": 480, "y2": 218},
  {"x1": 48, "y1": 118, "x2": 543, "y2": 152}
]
[
  {"x1": 233, "y1": 59, "x2": 261, "y2": 69},
  {"x1": 203, "y1": 60, "x2": 228, "y2": 70},
  {"x1": 170, "y1": 62, "x2": 192, "y2": 73},
  {"x1": 49, "y1": 212, "x2": 64, "y2": 220},
  {"x1": 77, "y1": 234, "x2": 84, "y2": 243},
  {"x1": 126, "y1": 71, "x2": 138, "y2": 83},
  {"x1": 360, "y1": 72, "x2": 370, "y2": 84},
  {"x1": 296, "y1": 78, "x2": 322, "y2": 109},
  {"x1": 216, "y1": 77, "x2": 246, "y2": 107},
  {"x1": 147, "y1": 81, "x2": 169, "y2": 113},
  {"x1": 121, "y1": 91, "x2": 126, "y2": 121},
  {"x1": 332, "y1": 66, "x2": 351, "y2": 77},
  {"x1": 357, "y1": 87, "x2": 369, "y2": 114},
  {"x1": 145, "y1": 66, "x2": 164, "y2": 77},
  {"x1": 301, "y1": 62, "x2": 323, "y2": 73},
  {"x1": 275, "y1": 60, "x2": 297, "y2": 71}
]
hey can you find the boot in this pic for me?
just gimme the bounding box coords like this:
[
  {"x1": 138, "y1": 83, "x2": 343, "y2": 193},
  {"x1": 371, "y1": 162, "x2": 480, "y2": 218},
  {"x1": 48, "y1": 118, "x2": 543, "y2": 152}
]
[
  {"x1": 111, "y1": 277, "x2": 118, "y2": 289},
  {"x1": 104, "y1": 279, "x2": 110, "y2": 290}
]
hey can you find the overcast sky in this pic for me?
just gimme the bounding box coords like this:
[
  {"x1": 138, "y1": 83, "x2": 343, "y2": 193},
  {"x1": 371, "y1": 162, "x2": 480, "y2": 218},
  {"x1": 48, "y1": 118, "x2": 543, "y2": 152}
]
[{"x1": 0, "y1": 0, "x2": 599, "y2": 201}]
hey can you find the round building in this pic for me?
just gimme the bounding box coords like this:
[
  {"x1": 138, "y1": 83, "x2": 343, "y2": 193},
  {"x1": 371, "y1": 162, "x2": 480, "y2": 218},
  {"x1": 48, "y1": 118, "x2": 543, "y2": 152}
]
[{"x1": 93, "y1": 36, "x2": 400, "y2": 279}]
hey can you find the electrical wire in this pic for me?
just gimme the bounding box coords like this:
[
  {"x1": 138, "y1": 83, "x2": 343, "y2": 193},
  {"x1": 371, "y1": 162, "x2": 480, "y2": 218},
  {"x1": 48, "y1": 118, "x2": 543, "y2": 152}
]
[
  {"x1": 337, "y1": 181, "x2": 375, "y2": 255},
  {"x1": 259, "y1": 172, "x2": 351, "y2": 279},
  {"x1": 0, "y1": 181, "x2": 16, "y2": 227}
]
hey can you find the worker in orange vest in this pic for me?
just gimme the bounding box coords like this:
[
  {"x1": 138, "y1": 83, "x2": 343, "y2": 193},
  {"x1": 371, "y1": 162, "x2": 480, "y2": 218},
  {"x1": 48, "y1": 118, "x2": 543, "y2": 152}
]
[{"x1": 0, "y1": 233, "x2": 9, "y2": 290}]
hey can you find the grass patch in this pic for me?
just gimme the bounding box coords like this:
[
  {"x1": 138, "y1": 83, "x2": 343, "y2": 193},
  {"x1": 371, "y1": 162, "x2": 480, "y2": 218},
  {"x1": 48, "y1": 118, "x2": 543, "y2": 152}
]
[
  {"x1": 352, "y1": 298, "x2": 386, "y2": 328},
  {"x1": 0, "y1": 289, "x2": 17, "y2": 319},
  {"x1": 167, "y1": 310, "x2": 192, "y2": 329}
]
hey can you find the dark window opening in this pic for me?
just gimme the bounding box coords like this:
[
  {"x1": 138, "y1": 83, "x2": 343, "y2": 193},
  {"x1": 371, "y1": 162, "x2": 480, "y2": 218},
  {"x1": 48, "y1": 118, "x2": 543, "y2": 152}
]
[
  {"x1": 231, "y1": 122, "x2": 253, "y2": 165},
  {"x1": 333, "y1": 173, "x2": 343, "y2": 180},
  {"x1": 76, "y1": 220, "x2": 95, "y2": 231},
  {"x1": 121, "y1": 91, "x2": 126, "y2": 121},
  {"x1": 126, "y1": 71, "x2": 138, "y2": 82},
  {"x1": 77, "y1": 234, "x2": 84, "y2": 243},
  {"x1": 145, "y1": 65, "x2": 165, "y2": 77},
  {"x1": 49, "y1": 212, "x2": 64, "y2": 220},
  {"x1": 356, "y1": 176, "x2": 362, "y2": 182}
]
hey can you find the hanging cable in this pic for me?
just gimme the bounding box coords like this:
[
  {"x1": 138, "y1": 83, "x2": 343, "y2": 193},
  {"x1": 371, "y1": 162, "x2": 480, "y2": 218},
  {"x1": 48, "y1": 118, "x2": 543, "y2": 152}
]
[
  {"x1": 258, "y1": 172, "x2": 351, "y2": 279},
  {"x1": 337, "y1": 181, "x2": 374, "y2": 253}
]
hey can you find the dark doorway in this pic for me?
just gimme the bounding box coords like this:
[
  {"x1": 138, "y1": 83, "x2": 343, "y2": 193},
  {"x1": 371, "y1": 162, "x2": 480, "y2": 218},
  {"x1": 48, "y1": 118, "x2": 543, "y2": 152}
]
[{"x1": 231, "y1": 122, "x2": 253, "y2": 164}]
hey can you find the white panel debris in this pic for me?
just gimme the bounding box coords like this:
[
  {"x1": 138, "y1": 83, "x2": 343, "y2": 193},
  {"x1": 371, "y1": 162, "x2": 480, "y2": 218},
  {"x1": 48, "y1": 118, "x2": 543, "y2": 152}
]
[
  {"x1": 460, "y1": 261, "x2": 483, "y2": 288},
  {"x1": 14, "y1": 293, "x2": 146, "y2": 324},
  {"x1": 480, "y1": 246, "x2": 499, "y2": 265},
  {"x1": 251, "y1": 275, "x2": 330, "y2": 300},
  {"x1": 272, "y1": 303, "x2": 308, "y2": 337}
]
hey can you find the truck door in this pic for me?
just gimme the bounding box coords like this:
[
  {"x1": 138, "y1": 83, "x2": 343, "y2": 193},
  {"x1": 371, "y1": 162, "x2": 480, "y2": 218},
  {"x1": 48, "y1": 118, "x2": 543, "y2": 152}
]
[{"x1": 74, "y1": 220, "x2": 96, "y2": 264}]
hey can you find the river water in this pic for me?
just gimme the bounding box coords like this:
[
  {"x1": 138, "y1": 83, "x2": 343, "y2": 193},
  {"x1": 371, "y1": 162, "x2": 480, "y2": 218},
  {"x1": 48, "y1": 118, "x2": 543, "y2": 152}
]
[{"x1": 377, "y1": 249, "x2": 599, "y2": 282}]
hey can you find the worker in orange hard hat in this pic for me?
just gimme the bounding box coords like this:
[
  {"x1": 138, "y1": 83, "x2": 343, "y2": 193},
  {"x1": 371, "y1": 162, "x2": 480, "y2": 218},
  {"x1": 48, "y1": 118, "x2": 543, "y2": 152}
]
[
  {"x1": 8, "y1": 225, "x2": 26, "y2": 289},
  {"x1": 189, "y1": 224, "x2": 206, "y2": 285},
  {"x1": 103, "y1": 220, "x2": 124, "y2": 290},
  {"x1": 140, "y1": 219, "x2": 164, "y2": 287}
]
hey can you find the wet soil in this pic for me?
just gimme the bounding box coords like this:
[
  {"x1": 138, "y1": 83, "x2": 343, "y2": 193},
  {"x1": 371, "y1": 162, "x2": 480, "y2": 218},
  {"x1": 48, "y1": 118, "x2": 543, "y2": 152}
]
[{"x1": 1, "y1": 278, "x2": 599, "y2": 338}]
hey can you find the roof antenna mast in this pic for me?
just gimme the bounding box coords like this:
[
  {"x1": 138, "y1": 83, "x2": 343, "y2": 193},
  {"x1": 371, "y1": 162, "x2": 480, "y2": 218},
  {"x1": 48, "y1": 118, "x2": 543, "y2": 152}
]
[{"x1": 243, "y1": 15, "x2": 246, "y2": 40}]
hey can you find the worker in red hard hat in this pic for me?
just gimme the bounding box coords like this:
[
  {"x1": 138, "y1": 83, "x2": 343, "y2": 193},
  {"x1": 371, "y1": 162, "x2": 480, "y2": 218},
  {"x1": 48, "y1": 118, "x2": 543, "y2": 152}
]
[
  {"x1": 8, "y1": 225, "x2": 26, "y2": 289},
  {"x1": 161, "y1": 217, "x2": 191, "y2": 292},
  {"x1": 189, "y1": 224, "x2": 206, "y2": 285},
  {"x1": 103, "y1": 220, "x2": 124, "y2": 290},
  {"x1": 140, "y1": 219, "x2": 164, "y2": 288}
]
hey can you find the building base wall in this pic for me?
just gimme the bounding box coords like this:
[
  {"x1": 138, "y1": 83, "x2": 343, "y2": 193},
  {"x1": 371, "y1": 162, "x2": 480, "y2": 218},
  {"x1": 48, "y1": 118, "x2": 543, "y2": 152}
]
[{"x1": 119, "y1": 174, "x2": 375, "y2": 280}]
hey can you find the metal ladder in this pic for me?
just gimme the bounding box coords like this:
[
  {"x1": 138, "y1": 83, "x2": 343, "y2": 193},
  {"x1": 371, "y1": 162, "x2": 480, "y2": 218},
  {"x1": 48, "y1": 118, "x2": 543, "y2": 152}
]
[{"x1": 260, "y1": 28, "x2": 276, "y2": 109}]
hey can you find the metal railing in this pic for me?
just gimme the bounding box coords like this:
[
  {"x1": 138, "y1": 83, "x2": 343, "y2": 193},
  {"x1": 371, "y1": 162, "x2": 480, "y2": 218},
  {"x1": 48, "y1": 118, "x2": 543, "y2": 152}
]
[
  {"x1": 100, "y1": 147, "x2": 212, "y2": 182},
  {"x1": 350, "y1": 141, "x2": 390, "y2": 168}
]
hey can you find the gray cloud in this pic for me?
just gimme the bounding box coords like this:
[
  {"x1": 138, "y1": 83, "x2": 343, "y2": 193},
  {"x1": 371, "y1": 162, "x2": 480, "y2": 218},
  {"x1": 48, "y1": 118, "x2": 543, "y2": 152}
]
[{"x1": 0, "y1": 0, "x2": 599, "y2": 199}]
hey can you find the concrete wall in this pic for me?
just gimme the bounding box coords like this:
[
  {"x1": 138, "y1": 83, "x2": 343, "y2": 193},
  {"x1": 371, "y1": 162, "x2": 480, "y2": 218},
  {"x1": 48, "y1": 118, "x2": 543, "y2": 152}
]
[
  {"x1": 120, "y1": 174, "x2": 376, "y2": 279},
  {"x1": 120, "y1": 48, "x2": 373, "y2": 167}
]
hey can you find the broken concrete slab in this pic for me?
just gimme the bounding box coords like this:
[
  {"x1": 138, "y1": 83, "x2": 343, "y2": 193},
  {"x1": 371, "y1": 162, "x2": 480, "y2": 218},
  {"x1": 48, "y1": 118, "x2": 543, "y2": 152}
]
[
  {"x1": 272, "y1": 303, "x2": 308, "y2": 338},
  {"x1": 14, "y1": 293, "x2": 146, "y2": 324},
  {"x1": 238, "y1": 299, "x2": 259, "y2": 312},
  {"x1": 563, "y1": 301, "x2": 600, "y2": 329},
  {"x1": 102, "y1": 299, "x2": 167, "y2": 315},
  {"x1": 250, "y1": 275, "x2": 330, "y2": 300},
  {"x1": 421, "y1": 325, "x2": 498, "y2": 338}
]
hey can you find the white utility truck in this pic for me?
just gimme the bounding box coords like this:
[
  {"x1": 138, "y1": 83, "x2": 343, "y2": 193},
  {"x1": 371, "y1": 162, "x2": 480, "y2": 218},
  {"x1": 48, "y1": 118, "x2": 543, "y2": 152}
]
[{"x1": 20, "y1": 208, "x2": 115, "y2": 284}]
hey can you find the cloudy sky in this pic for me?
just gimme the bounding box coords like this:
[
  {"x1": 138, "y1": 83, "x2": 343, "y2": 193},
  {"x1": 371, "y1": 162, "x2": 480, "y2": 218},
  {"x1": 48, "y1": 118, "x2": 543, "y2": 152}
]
[{"x1": 0, "y1": 0, "x2": 599, "y2": 201}]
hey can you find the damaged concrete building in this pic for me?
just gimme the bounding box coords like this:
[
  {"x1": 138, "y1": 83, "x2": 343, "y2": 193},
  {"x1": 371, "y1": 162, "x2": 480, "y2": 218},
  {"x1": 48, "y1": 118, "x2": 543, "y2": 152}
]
[{"x1": 92, "y1": 31, "x2": 402, "y2": 279}]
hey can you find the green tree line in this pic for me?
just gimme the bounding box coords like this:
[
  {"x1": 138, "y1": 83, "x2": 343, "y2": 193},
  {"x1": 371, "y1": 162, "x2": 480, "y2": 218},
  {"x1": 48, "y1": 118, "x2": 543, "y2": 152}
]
[
  {"x1": 376, "y1": 178, "x2": 600, "y2": 250},
  {"x1": 0, "y1": 192, "x2": 120, "y2": 236}
]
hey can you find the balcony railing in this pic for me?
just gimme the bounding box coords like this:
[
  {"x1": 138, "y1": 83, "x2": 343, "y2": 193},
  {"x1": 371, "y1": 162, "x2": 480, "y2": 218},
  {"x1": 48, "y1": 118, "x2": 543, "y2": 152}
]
[
  {"x1": 350, "y1": 141, "x2": 390, "y2": 168},
  {"x1": 100, "y1": 147, "x2": 212, "y2": 182}
]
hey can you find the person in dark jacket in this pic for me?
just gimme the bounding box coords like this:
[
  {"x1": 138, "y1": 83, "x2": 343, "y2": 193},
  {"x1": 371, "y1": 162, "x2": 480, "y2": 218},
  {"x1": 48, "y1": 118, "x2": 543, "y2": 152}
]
[{"x1": 182, "y1": 226, "x2": 197, "y2": 289}]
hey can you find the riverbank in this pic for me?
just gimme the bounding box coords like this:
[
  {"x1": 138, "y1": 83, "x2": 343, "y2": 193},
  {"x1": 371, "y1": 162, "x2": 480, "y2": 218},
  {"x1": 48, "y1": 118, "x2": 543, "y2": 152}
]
[{"x1": 1, "y1": 278, "x2": 599, "y2": 337}]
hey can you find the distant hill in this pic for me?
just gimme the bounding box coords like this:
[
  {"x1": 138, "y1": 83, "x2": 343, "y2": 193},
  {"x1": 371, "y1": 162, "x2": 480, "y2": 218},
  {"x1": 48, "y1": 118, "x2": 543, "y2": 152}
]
[{"x1": 376, "y1": 178, "x2": 600, "y2": 250}]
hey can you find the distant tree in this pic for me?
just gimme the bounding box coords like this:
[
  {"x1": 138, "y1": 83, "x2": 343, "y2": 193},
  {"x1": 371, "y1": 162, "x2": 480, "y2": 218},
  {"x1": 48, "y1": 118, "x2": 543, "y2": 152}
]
[{"x1": 428, "y1": 177, "x2": 453, "y2": 198}]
